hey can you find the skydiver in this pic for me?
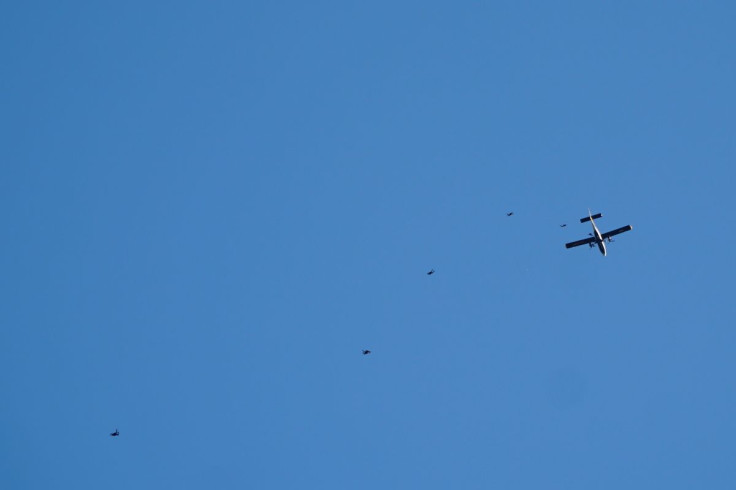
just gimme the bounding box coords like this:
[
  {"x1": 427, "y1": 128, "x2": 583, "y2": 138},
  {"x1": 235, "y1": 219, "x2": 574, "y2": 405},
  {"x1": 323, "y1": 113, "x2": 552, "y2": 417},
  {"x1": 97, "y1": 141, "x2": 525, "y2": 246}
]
[
  {"x1": 427, "y1": 269, "x2": 435, "y2": 275},
  {"x1": 362, "y1": 350, "x2": 371, "y2": 355},
  {"x1": 506, "y1": 212, "x2": 514, "y2": 216},
  {"x1": 110, "y1": 429, "x2": 119, "y2": 437},
  {"x1": 559, "y1": 224, "x2": 567, "y2": 228}
]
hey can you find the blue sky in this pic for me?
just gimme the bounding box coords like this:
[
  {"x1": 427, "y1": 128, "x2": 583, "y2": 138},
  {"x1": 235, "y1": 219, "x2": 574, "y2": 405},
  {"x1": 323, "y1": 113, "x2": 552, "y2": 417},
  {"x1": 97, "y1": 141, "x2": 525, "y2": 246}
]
[{"x1": 2, "y1": 1, "x2": 735, "y2": 488}]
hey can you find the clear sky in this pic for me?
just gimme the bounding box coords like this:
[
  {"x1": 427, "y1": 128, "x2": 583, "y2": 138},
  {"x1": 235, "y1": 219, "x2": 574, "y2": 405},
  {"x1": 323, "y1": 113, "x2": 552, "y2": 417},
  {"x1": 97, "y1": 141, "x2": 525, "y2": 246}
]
[{"x1": 2, "y1": 1, "x2": 735, "y2": 488}]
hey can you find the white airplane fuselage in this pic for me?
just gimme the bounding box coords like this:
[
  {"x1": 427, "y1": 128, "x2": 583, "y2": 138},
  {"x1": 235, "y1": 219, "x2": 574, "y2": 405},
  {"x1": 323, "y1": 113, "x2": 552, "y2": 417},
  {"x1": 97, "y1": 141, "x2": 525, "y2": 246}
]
[{"x1": 590, "y1": 216, "x2": 607, "y2": 256}]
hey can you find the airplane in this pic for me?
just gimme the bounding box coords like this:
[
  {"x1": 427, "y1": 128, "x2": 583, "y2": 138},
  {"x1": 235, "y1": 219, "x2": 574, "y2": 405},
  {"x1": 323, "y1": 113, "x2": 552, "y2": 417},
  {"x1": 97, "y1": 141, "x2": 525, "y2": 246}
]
[
  {"x1": 565, "y1": 210, "x2": 632, "y2": 256},
  {"x1": 110, "y1": 429, "x2": 119, "y2": 437}
]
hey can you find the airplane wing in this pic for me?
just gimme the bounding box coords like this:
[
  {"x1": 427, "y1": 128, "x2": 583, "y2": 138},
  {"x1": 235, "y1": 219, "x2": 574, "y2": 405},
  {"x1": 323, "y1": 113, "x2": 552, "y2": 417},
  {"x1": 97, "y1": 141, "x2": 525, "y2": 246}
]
[
  {"x1": 565, "y1": 237, "x2": 596, "y2": 249},
  {"x1": 601, "y1": 225, "x2": 633, "y2": 240}
]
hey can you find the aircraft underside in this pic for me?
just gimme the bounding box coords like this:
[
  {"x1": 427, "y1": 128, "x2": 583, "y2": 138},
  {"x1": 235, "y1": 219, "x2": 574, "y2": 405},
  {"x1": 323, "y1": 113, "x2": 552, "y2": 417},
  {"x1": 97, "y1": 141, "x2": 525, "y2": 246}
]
[{"x1": 565, "y1": 210, "x2": 632, "y2": 257}]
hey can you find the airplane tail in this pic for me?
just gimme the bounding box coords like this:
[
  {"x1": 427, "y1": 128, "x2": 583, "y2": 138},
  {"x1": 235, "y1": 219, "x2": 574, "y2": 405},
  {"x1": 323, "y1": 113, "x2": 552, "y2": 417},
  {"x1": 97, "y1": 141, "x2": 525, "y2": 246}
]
[{"x1": 580, "y1": 212, "x2": 602, "y2": 223}]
